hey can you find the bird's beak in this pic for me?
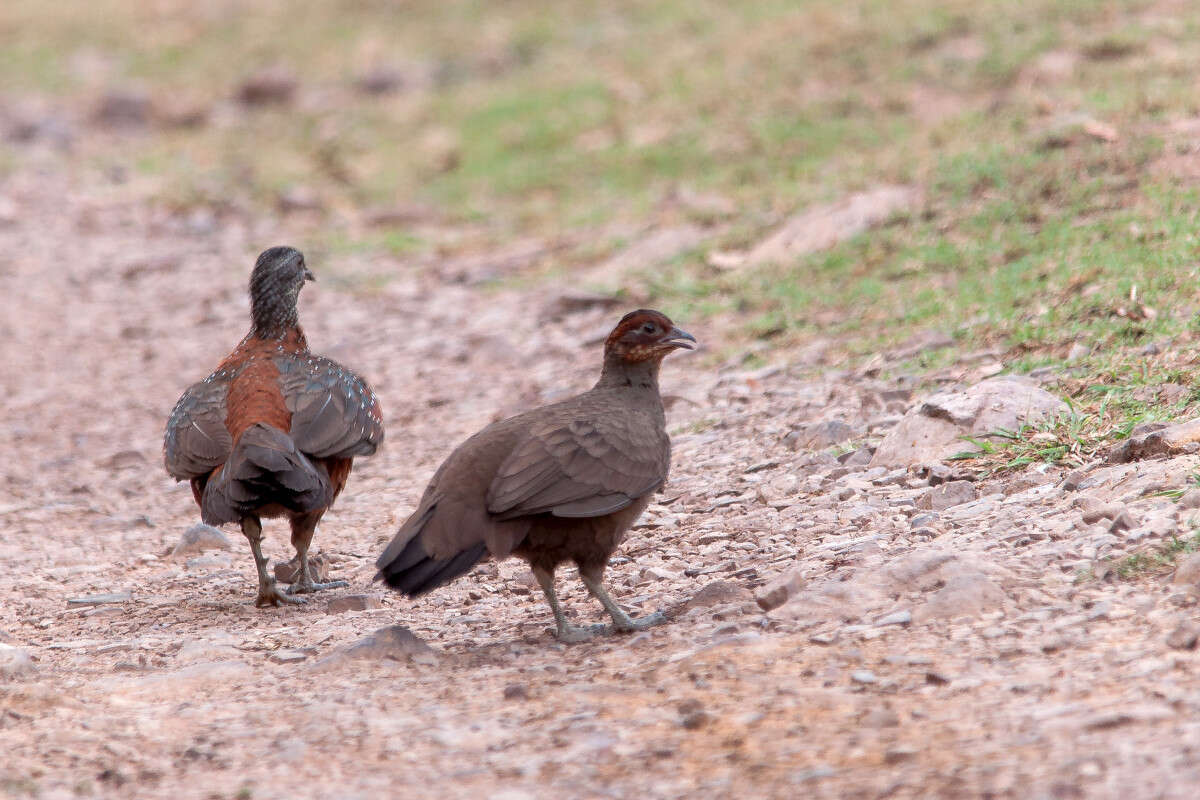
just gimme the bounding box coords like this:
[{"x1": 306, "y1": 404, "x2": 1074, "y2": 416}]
[
  {"x1": 303, "y1": 267, "x2": 316, "y2": 282},
  {"x1": 664, "y1": 326, "x2": 697, "y2": 350}
]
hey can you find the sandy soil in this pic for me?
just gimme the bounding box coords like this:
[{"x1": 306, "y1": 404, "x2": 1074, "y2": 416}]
[{"x1": 3, "y1": 159, "x2": 1200, "y2": 800}]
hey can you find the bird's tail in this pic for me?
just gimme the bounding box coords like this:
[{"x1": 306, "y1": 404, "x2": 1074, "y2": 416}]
[
  {"x1": 201, "y1": 423, "x2": 332, "y2": 526},
  {"x1": 373, "y1": 505, "x2": 489, "y2": 597}
]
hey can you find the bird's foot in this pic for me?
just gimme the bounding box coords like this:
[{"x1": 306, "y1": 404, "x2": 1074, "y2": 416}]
[
  {"x1": 554, "y1": 622, "x2": 612, "y2": 644},
  {"x1": 611, "y1": 610, "x2": 667, "y2": 633},
  {"x1": 255, "y1": 580, "x2": 306, "y2": 607},
  {"x1": 287, "y1": 578, "x2": 350, "y2": 596}
]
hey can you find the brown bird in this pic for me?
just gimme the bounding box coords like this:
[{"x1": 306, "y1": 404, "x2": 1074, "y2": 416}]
[
  {"x1": 164, "y1": 246, "x2": 384, "y2": 606},
  {"x1": 375, "y1": 309, "x2": 695, "y2": 641}
]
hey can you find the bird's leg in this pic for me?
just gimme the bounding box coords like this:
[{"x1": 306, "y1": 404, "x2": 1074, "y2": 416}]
[
  {"x1": 241, "y1": 516, "x2": 303, "y2": 607},
  {"x1": 580, "y1": 570, "x2": 666, "y2": 632},
  {"x1": 532, "y1": 566, "x2": 607, "y2": 643},
  {"x1": 287, "y1": 512, "x2": 348, "y2": 595}
]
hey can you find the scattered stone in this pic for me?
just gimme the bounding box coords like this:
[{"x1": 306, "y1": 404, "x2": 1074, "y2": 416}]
[
  {"x1": 67, "y1": 592, "x2": 132, "y2": 606},
  {"x1": 787, "y1": 420, "x2": 859, "y2": 450},
  {"x1": 872, "y1": 376, "x2": 1068, "y2": 467},
  {"x1": 185, "y1": 554, "x2": 232, "y2": 571},
  {"x1": 685, "y1": 580, "x2": 753, "y2": 611},
  {"x1": 1108, "y1": 510, "x2": 1137, "y2": 533},
  {"x1": 755, "y1": 567, "x2": 805, "y2": 611},
  {"x1": 677, "y1": 698, "x2": 710, "y2": 729},
  {"x1": 1178, "y1": 489, "x2": 1200, "y2": 510},
  {"x1": 503, "y1": 683, "x2": 529, "y2": 700},
  {"x1": 92, "y1": 89, "x2": 151, "y2": 128},
  {"x1": 745, "y1": 185, "x2": 919, "y2": 267},
  {"x1": 1061, "y1": 469, "x2": 1089, "y2": 491},
  {"x1": 172, "y1": 523, "x2": 232, "y2": 559},
  {"x1": 268, "y1": 649, "x2": 310, "y2": 664},
  {"x1": 1066, "y1": 342, "x2": 1090, "y2": 362},
  {"x1": 0, "y1": 643, "x2": 35, "y2": 678},
  {"x1": 327, "y1": 594, "x2": 383, "y2": 614},
  {"x1": 356, "y1": 65, "x2": 408, "y2": 95},
  {"x1": 237, "y1": 66, "x2": 298, "y2": 105},
  {"x1": 917, "y1": 480, "x2": 977, "y2": 511},
  {"x1": 850, "y1": 670, "x2": 877, "y2": 685},
  {"x1": 1173, "y1": 553, "x2": 1200, "y2": 587},
  {"x1": 317, "y1": 625, "x2": 438, "y2": 668},
  {"x1": 910, "y1": 513, "x2": 940, "y2": 529},
  {"x1": 875, "y1": 610, "x2": 912, "y2": 627},
  {"x1": 275, "y1": 553, "x2": 329, "y2": 584},
  {"x1": 1166, "y1": 620, "x2": 1200, "y2": 650},
  {"x1": 885, "y1": 746, "x2": 918, "y2": 764}
]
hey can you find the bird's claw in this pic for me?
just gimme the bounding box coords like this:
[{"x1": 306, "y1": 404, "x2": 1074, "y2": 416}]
[
  {"x1": 554, "y1": 623, "x2": 611, "y2": 644},
  {"x1": 613, "y1": 610, "x2": 667, "y2": 632},
  {"x1": 255, "y1": 581, "x2": 306, "y2": 607},
  {"x1": 287, "y1": 578, "x2": 350, "y2": 595}
]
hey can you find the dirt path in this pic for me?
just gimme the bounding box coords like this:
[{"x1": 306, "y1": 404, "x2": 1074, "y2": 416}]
[{"x1": 3, "y1": 165, "x2": 1200, "y2": 800}]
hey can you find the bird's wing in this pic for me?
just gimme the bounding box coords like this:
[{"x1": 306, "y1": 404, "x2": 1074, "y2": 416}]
[
  {"x1": 163, "y1": 374, "x2": 234, "y2": 480},
  {"x1": 486, "y1": 412, "x2": 669, "y2": 520},
  {"x1": 275, "y1": 354, "x2": 385, "y2": 459}
]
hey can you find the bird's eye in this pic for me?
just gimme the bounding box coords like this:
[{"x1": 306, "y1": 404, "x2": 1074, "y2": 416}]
[{"x1": 642, "y1": 322, "x2": 657, "y2": 334}]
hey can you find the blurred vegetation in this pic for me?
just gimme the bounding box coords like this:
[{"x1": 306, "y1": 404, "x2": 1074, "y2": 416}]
[{"x1": 2, "y1": 0, "x2": 1200, "y2": 383}]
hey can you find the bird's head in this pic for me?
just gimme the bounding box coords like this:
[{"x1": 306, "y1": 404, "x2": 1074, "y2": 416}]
[
  {"x1": 249, "y1": 246, "x2": 314, "y2": 337},
  {"x1": 603, "y1": 309, "x2": 696, "y2": 364}
]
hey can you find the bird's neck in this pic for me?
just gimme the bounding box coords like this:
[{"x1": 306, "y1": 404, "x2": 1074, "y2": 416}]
[
  {"x1": 244, "y1": 323, "x2": 307, "y2": 353},
  {"x1": 250, "y1": 295, "x2": 300, "y2": 340},
  {"x1": 595, "y1": 353, "x2": 663, "y2": 395}
]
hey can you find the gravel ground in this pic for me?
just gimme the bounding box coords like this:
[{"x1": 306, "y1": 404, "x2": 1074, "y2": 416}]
[{"x1": 3, "y1": 163, "x2": 1200, "y2": 800}]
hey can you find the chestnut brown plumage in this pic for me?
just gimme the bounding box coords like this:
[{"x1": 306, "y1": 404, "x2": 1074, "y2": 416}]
[
  {"x1": 164, "y1": 246, "x2": 384, "y2": 606},
  {"x1": 375, "y1": 309, "x2": 695, "y2": 641}
]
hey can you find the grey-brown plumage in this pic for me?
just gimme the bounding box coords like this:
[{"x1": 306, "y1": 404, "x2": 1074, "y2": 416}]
[
  {"x1": 375, "y1": 309, "x2": 695, "y2": 641},
  {"x1": 165, "y1": 246, "x2": 384, "y2": 607}
]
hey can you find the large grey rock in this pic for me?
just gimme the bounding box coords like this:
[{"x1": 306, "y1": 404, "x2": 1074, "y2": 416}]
[
  {"x1": 1108, "y1": 418, "x2": 1200, "y2": 463},
  {"x1": 917, "y1": 480, "x2": 977, "y2": 510},
  {"x1": 872, "y1": 376, "x2": 1068, "y2": 467},
  {"x1": 172, "y1": 523, "x2": 232, "y2": 559}
]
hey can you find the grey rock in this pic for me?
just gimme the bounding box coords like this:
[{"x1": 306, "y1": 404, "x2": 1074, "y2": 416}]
[
  {"x1": 503, "y1": 683, "x2": 529, "y2": 700},
  {"x1": 917, "y1": 480, "x2": 977, "y2": 511},
  {"x1": 0, "y1": 643, "x2": 35, "y2": 678},
  {"x1": 1079, "y1": 500, "x2": 1124, "y2": 525},
  {"x1": 914, "y1": 573, "x2": 1004, "y2": 622},
  {"x1": 838, "y1": 446, "x2": 874, "y2": 466},
  {"x1": 172, "y1": 523, "x2": 232, "y2": 558},
  {"x1": 237, "y1": 66, "x2": 298, "y2": 105},
  {"x1": 67, "y1": 592, "x2": 132, "y2": 606},
  {"x1": 850, "y1": 670, "x2": 877, "y2": 685},
  {"x1": 268, "y1": 649, "x2": 311, "y2": 664},
  {"x1": 788, "y1": 420, "x2": 859, "y2": 450},
  {"x1": 872, "y1": 376, "x2": 1068, "y2": 467},
  {"x1": 317, "y1": 625, "x2": 438, "y2": 668},
  {"x1": 1167, "y1": 620, "x2": 1200, "y2": 650},
  {"x1": 1178, "y1": 489, "x2": 1200, "y2": 510},
  {"x1": 327, "y1": 594, "x2": 383, "y2": 614},
  {"x1": 1173, "y1": 553, "x2": 1200, "y2": 587},
  {"x1": 1108, "y1": 510, "x2": 1137, "y2": 532},
  {"x1": 275, "y1": 553, "x2": 330, "y2": 584},
  {"x1": 1108, "y1": 418, "x2": 1200, "y2": 463},
  {"x1": 185, "y1": 554, "x2": 232, "y2": 571},
  {"x1": 910, "y1": 512, "x2": 940, "y2": 528},
  {"x1": 755, "y1": 568, "x2": 805, "y2": 612},
  {"x1": 93, "y1": 89, "x2": 151, "y2": 128},
  {"x1": 875, "y1": 610, "x2": 912, "y2": 627},
  {"x1": 686, "y1": 580, "x2": 754, "y2": 611}
]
